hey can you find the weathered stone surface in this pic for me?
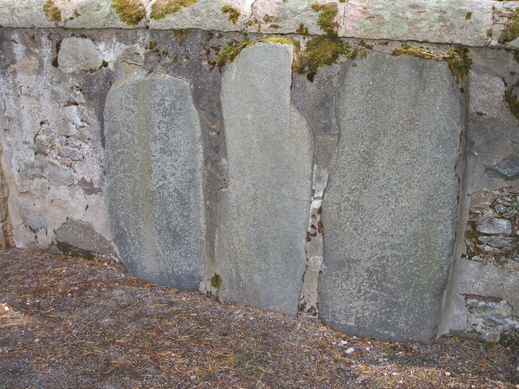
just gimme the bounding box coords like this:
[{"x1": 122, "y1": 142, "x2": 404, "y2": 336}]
[
  {"x1": 469, "y1": 72, "x2": 506, "y2": 117},
  {"x1": 58, "y1": 37, "x2": 103, "y2": 74},
  {"x1": 341, "y1": 0, "x2": 493, "y2": 46},
  {"x1": 55, "y1": 219, "x2": 114, "y2": 255},
  {"x1": 19, "y1": 155, "x2": 74, "y2": 186},
  {"x1": 470, "y1": 189, "x2": 497, "y2": 213},
  {"x1": 104, "y1": 63, "x2": 204, "y2": 290},
  {"x1": 476, "y1": 218, "x2": 512, "y2": 235},
  {"x1": 477, "y1": 236, "x2": 517, "y2": 251},
  {"x1": 319, "y1": 54, "x2": 463, "y2": 343},
  {"x1": 217, "y1": 42, "x2": 313, "y2": 314}
]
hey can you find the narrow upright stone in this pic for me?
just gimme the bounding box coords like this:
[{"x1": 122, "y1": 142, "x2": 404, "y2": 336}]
[
  {"x1": 217, "y1": 42, "x2": 313, "y2": 314},
  {"x1": 319, "y1": 54, "x2": 463, "y2": 343},
  {"x1": 104, "y1": 63, "x2": 204, "y2": 290}
]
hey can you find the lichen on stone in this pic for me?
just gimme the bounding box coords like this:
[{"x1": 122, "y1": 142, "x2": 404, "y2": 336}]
[
  {"x1": 504, "y1": 86, "x2": 519, "y2": 121},
  {"x1": 111, "y1": 0, "x2": 146, "y2": 26},
  {"x1": 150, "y1": 0, "x2": 197, "y2": 20},
  {"x1": 499, "y1": 7, "x2": 519, "y2": 44},
  {"x1": 172, "y1": 29, "x2": 190, "y2": 45},
  {"x1": 43, "y1": 0, "x2": 61, "y2": 22},
  {"x1": 221, "y1": 5, "x2": 240, "y2": 25}
]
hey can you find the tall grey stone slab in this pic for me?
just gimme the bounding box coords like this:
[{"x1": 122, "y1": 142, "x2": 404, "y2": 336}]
[
  {"x1": 217, "y1": 42, "x2": 313, "y2": 315},
  {"x1": 319, "y1": 54, "x2": 463, "y2": 344},
  {"x1": 104, "y1": 63, "x2": 204, "y2": 290}
]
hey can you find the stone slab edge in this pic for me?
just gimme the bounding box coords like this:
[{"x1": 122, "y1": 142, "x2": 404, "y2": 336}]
[{"x1": 1, "y1": 0, "x2": 517, "y2": 48}]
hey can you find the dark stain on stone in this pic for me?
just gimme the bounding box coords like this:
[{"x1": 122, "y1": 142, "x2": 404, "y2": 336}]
[{"x1": 485, "y1": 155, "x2": 519, "y2": 180}]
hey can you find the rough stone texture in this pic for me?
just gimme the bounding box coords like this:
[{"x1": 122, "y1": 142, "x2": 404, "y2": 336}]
[
  {"x1": 444, "y1": 258, "x2": 519, "y2": 336},
  {"x1": 58, "y1": 37, "x2": 103, "y2": 74},
  {"x1": 299, "y1": 198, "x2": 324, "y2": 315},
  {"x1": 55, "y1": 219, "x2": 115, "y2": 256},
  {"x1": 217, "y1": 42, "x2": 313, "y2": 315},
  {"x1": 104, "y1": 63, "x2": 205, "y2": 290},
  {"x1": 341, "y1": 0, "x2": 493, "y2": 46},
  {"x1": 319, "y1": 54, "x2": 463, "y2": 344},
  {"x1": 0, "y1": 29, "x2": 111, "y2": 252},
  {"x1": 476, "y1": 218, "x2": 512, "y2": 235}
]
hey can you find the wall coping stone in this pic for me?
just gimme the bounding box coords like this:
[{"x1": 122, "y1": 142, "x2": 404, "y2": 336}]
[{"x1": 1, "y1": 0, "x2": 518, "y2": 49}]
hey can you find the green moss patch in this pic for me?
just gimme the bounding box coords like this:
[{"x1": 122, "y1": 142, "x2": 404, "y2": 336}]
[
  {"x1": 214, "y1": 35, "x2": 349, "y2": 81},
  {"x1": 310, "y1": 2, "x2": 340, "y2": 37},
  {"x1": 294, "y1": 36, "x2": 350, "y2": 81},
  {"x1": 499, "y1": 7, "x2": 519, "y2": 44},
  {"x1": 393, "y1": 44, "x2": 472, "y2": 84},
  {"x1": 150, "y1": 0, "x2": 197, "y2": 20},
  {"x1": 111, "y1": 0, "x2": 146, "y2": 26},
  {"x1": 56, "y1": 241, "x2": 96, "y2": 260},
  {"x1": 221, "y1": 5, "x2": 240, "y2": 25},
  {"x1": 296, "y1": 23, "x2": 309, "y2": 35},
  {"x1": 43, "y1": 0, "x2": 61, "y2": 21},
  {"x1": 504, "y1": 86, "x2": 519, "y2": 121}
]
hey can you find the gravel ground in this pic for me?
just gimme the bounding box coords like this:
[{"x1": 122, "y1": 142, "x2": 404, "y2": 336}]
[{"x1": 1, "y1": 249, "x2": 518, "y2": 388}]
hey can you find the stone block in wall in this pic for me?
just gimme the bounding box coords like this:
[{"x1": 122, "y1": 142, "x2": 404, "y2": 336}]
[
  {"x1": 104, "y1": 63, "x2": 205, "y2": 290},
  {"x1": 217, "y1": 42, "x2": 313, "y2": 314},
  {"x1": 55, "y1": 219, "x2": 115, "y2": 257},
  {"x1": 319, "y1": 54, "x2": 463, "y2": 344}
]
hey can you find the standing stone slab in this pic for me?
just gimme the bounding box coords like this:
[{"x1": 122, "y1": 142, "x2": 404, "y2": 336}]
[
  {"x1": 319, "y1": 54, "x2": 463, "y2": 343},
  {"x1": 104, "y1": 63, "x2": 204, "y2": 290},
  {"x1": 217, "y1": 42, "x2": 313, "y2": 314}
]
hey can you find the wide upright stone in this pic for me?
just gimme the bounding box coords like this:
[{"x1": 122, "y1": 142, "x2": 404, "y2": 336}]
[
  {"x1": 104, "y1": 63, "x2": 204, "y2": 290},
  {"x1": 319, "y1": 54, "x2": 463, "y2": 343},
  {"x1": 217, "y1": 42, "x2": 313, "y2": 314}
]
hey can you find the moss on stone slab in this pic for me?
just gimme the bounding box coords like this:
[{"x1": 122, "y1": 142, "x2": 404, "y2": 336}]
[
  {"x1": 214, "y1": 37, "x2": 300, "y2": 67},
  {"x1": 504, "y1": 87, "x2": 519, "y2": 121},
  {"x1": 221, "y1": 5, "x2": 240, "y2": 25},
  {"x1": 294, "y1": 36, "x2": 350, "y2": 80},
  {"x1": 393, "y1": 44, "x2": 472, "y2": 84},
  {"x1": 444, "y1": 46, "x2": 472, "y2": 83},
  {"x1": 43, "y1": 0, "x2": 61, "y2": 21},
  {"x1": 150, "y1": 0, "x2": 197, "y2": 20},
  {"x1": 214, "y1": 35, "x2": 349, "y2": 81},
  {"x1": 310, "y1": 2, "x2": 340, "y2": 37},
  {"x1": 499, "y1": 7, "x2": 519, "y2": 44},
  {"x1": 393, "y1": 44, "x2": 441, "y2": 60},
  {"x1": 111, "y1": 0, "x2": 146, "y2": 26}
]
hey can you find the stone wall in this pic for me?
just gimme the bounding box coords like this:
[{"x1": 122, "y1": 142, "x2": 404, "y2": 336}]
[{"x1": 0, "y1": 0, "x2": 518, "y2": 345}]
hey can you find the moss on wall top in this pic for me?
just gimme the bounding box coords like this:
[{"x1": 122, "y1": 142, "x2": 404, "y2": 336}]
[
  {"x1": 499, "y1": 7, "x2": 519, "y2": 44},
  {"x1": 43, "y1": 0, "x2": 61, "y2": 21},
  {"x1": 111, "y1": 0, "x2": 146, "y2": 26},
  {"x1": 150, "y1": 0, "x2": 197, "y2": 20},
  {"x1": 393, "y1": 44, "x2": 472, "y2": 83}
]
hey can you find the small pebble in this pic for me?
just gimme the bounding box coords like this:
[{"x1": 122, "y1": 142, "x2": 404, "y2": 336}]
[{"x1": 345, "y1": 347, "x2": 355, "y2": 354}]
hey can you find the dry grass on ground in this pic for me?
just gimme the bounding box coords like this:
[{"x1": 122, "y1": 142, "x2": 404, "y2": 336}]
[{"x1": 1, "y1": 249, "x2": 518, "y2": 388}]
